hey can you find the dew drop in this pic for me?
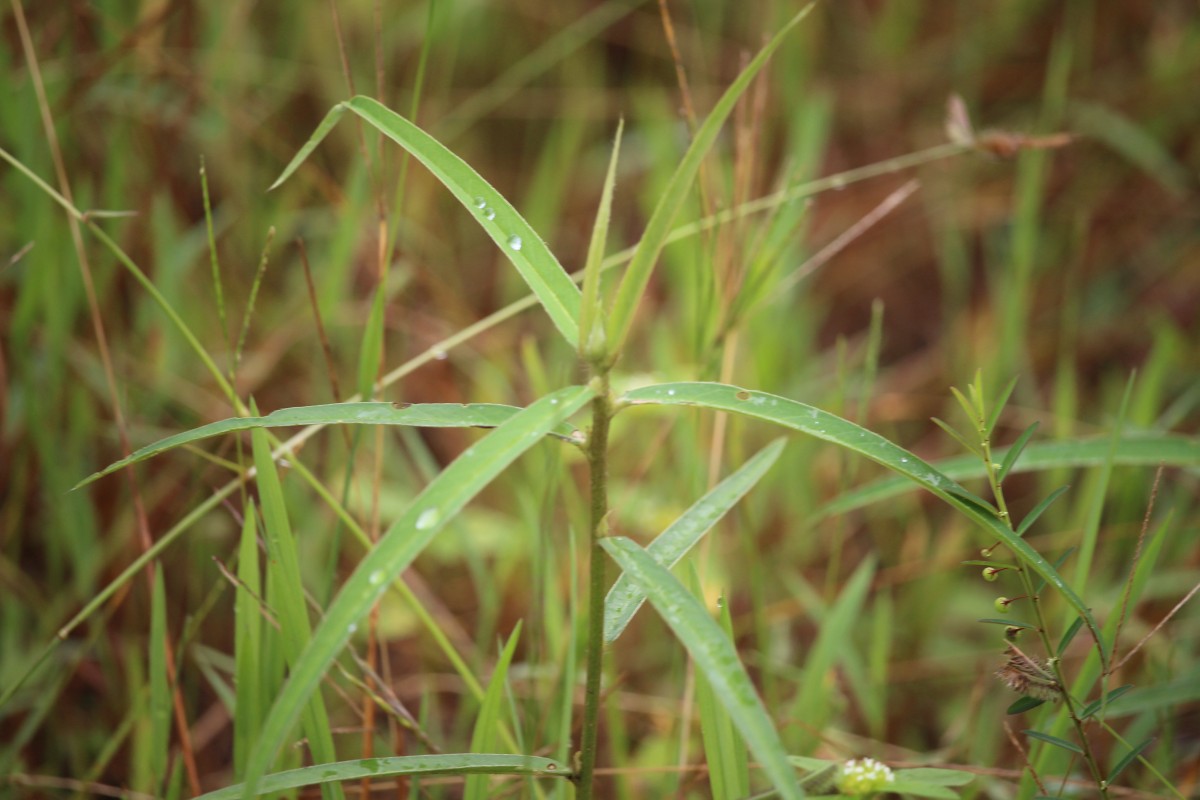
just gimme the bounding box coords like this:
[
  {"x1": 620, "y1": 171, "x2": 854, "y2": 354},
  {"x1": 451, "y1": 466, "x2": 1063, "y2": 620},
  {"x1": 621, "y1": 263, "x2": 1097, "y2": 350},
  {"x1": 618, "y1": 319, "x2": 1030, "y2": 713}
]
[
  {"x1": 473, "y1": 196, "x2": 486, "y2": 209},
  {"x1": 484, "y1": 206, "x2": 496, "y2": 221},
  {"x1": 667, "y1": 389, "x2": 676, "y2": 396},
  {"x1": 830, "y1": 176, "x2": 847, "y2": 191},
  {"x1": 348, "y1": 623, "x2": 358, "y2": 634},
  {"x1": 550, "y1": 398, "x2": 559, "y2": 405},
  {"x1": 507, "y1": 234, "x2": 523, "y2": 251},
  {"x1": 369, "y1": 570, "x2": 384, "y2": 586},
  {"x1": 432, "y1": 348, "x2": 448, "y2": 361},
  {"x1": 416, "y1": 508, "x2": 440, "y2": 530},
  {"x1": 900, "y1": 457, "x2": 909, "y2": 463}
]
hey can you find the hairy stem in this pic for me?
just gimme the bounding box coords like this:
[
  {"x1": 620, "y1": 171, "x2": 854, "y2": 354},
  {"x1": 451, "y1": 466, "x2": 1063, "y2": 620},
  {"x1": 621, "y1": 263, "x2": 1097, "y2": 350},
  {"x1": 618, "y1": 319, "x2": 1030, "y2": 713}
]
[{"x1": 577, "y1": 374, "x2": 613, "y2": 799}]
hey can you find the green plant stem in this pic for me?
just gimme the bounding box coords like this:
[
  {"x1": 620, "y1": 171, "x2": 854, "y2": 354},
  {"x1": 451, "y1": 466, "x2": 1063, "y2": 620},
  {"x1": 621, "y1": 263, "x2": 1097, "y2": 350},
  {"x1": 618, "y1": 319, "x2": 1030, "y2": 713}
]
[
  {"x1": 983, "y1": 442, "x2": 1109, "y2": 798},
  {"x1": 577, "y1": 373, "x2": 613, "y2": 800}
]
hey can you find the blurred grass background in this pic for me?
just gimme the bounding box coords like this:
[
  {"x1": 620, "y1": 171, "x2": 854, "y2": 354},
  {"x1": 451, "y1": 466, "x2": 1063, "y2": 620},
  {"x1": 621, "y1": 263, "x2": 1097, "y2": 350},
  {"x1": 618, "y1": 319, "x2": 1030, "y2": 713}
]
[{"x1": 2, "y1": 1, "x2": 1198, "y2": 797}]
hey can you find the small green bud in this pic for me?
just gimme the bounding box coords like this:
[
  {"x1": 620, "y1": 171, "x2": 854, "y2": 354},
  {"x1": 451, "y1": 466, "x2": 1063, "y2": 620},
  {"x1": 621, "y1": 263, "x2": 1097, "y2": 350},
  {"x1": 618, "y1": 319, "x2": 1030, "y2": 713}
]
[
  {"x1": 983, "y1": 567, "x2": 1001, "y2": 582},
  {"x1": 994, "y1": 597, "x2": 1010, "y2": 613}
]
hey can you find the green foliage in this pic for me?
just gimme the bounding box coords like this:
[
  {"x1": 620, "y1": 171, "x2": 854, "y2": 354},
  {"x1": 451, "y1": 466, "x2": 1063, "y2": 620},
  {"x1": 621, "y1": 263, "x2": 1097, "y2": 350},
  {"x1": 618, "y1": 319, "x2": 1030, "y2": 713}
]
[{"x1": 3, "y1": 4, "x2": 1197, "y2": 800}]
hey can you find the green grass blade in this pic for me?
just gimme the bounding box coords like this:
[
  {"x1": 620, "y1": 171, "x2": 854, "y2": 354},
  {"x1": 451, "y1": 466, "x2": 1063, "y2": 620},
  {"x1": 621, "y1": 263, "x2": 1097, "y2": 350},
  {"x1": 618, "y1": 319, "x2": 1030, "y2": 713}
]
[
  {"x1": 816, "y1": 433, "x2": 1200, "y2": 519},
  {"x1": 794, "y1": 558, "x2": 875, "y2": 745},
  {"x1": 266, "y1": 103, "x2": 349, "y2": 191},
  {"x1": 197, "y1": 754, "x2": 568, "y2": 800},
  {"x1": 356, "y1": 288, "x2": 386, "y2": 399},
  {"x1": 233, "y1": 501, "x2": 264, "y2": 777},
  {"x1": 606, "y1": 5, "x2": 815, "y2": 358},
  {"x1": 271, "y1": 96, "x2": 582, "y2": 345},
  {"x1": 148, "y1": 564, "x2": 170, "y2": 792},
  {"x1": 578, "y1": 118, "x2": 623, "y2": 361},
  {"x1": 689, "y1": 567, "x2": 747, "y2": 800},
  {"x1": 603, "y1": 438, "x2": 785, "y2": 642},
  {"x1": 75, "y1": 402, "x2": 583, "y2": 488},
  {"x1": 250, "y1": 417, "x2": 343, "y2": 799},
  {"x1": 242, "y1": 386, "x2": 594, "y2": 799},
  {"x1": 600, "y1": 537, "x2": 803, "y2": 800},
  {"x1": 620, "y1": 382, "x2": 1106, "y2": 667},
  {"x1": 464, "y1": 624, "x2": 523, "y2": 800}
]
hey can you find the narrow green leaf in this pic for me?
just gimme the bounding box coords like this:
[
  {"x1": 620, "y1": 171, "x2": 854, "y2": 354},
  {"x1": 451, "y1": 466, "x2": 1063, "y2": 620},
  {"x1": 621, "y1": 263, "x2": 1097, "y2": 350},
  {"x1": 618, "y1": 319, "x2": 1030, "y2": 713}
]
[
  {"x1": 1056, "y1": 615, "x2": 1085, "y2": 656},
  {"x1": 690, "y1": 568, "x2": 748, "y2": 800},
  {"x1": 1079, "y1": 684, "x2": 1134, "y2": 720},
  {"x1": 620, "y1": 382, "x2": 1106, "y2": 667},
  {"x1": 242, "y1": 387, "x2": 593, "y2": 799},
  {"x1": 1108, "y1": 737, "x2": 1155, "y2": 782},
  {"x1": 267, "y1": 103, "x2": 349, "y2": 191},
  {"x1": 949, "y1": 386, "x2": 977, "y2": 429},
  {"x1": 1021, "y1": 729, "x2": 1083, "y2": 755},
  {"x1": 601, "y1": 537, "x2": 803, "y2": 800},
  {"x1": 197, "y1": 754, "x2": 567, "y2": 800},
  {"x1": 604, "y1": 438, "x2": 785, "y2": 642},
  {"x1": 356, "y1": 289, "x2": 386, "y2": 399},
  {"x1": 932, "y1": 416, "x2": 981, "y2": 457},
  {"x1": 606, "y1": 5, "x2": 814, "y2": 357},
  {"x1": 75, "y1": 402, "x2": 583, "y2": 489},
  {"x1": 795, "y1": 558, "x2": 875, "y2": 741},
  {"x1": 578, "y1": 118, "x2": 623, "y2": 361},
  {"x1": 148, "y1": 565, "x2": 170, "y2": 790},
  {"x1": 1015, "y1": 485, "x2": 1069, "y2": 537},
  {"x1": 1106, "y1": 669, "x2": 1200, "y2": 717},
  {"x1": 1006, "y1": 696, "x2": 1046, "y2": 715},
  {"x1": 1035, "y1": 546, "x2": 1075, "y2": 595},
  {"x1": 817, "y1": 433, "x2": 1200, "y2": 519},
  {"x1": 271, "y1": 96, "x2": 581, "y2": 345},
  {"x1": 250, "y1": 419, "x2": 343, "y2": 799},
  {"x1": 233, "y1": 501, "x2": 263, "y2": 777},
  {"x1": 986, "y1": 376, "x2": 1020, "y2": 436},
  {"x1": 998, "y1": 421, "x2": 1039, "y2": 482},
  {"x1": 464, "y1": 624, "x2": 523, "y2": 800}
]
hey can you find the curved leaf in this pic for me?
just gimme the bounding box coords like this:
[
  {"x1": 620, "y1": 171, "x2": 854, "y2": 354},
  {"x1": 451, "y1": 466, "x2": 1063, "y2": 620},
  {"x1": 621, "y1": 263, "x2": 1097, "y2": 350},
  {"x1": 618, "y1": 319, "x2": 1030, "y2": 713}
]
[
  {"x1": 603, "y1": 438, "x2": 785, "y2": 642},
  {"x1": 198, "y1": 754, "x2": 567, "y2": 800},
  {"x1": 241, "y1": 386, "x2": 594, "y2": 798},
  {"x1": 601, "y1": 537, "x2": 803, "y2": 800},
  {"x1": 818, "y1": 433, "x2": 1200, "y2": 519},
  {"x1": 271, "y1": 96, "x2": 581, "y2": 345},
  {"x1": 75, "y1": 402, "x2": 583, "y2": 489},
  {"x1": 606, "y1": 4, "x2": 815, "y2": 357},
  {"x1": 619, "y1": 382, "x2": 1107, "y2": 667}
]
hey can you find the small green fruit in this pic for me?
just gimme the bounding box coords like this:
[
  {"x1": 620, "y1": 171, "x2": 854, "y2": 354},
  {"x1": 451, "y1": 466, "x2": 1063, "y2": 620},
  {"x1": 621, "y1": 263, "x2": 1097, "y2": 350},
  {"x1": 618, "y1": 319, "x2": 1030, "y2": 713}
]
[{"x1": 994, "y1": 597, "x2": 1010, "y2": 613}]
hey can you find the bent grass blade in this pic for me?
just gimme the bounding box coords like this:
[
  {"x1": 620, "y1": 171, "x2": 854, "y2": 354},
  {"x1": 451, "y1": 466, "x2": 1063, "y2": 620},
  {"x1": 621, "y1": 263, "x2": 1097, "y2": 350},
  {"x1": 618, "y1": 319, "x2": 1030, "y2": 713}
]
[
  {"x1": 603, "y1": 438, "x2": 785, "y2": 642},
  {"x1": 270, "y1": 96, "x2": 581, "y2": 346},
  {"x1": 620, "y1": 382, "x2": 1107, "y2": 668},
  {"x1": 74, "y1": 402, "x2": 583, "y2": 489},
  {"x1": 601, "y1": 537, "x2": 804, "y2": 800}
]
